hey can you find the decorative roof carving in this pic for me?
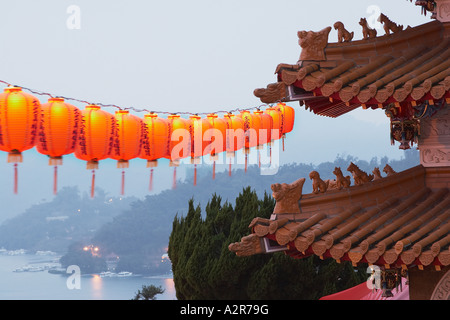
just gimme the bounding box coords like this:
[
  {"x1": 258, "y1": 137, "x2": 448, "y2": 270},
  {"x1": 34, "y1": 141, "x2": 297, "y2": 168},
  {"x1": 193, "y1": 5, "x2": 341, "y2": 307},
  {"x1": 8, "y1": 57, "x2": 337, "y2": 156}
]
[
  {"x1": 271, "y1": 177, "x2": 305, "y2": 214},
  {"x1": 229, "y1": 165, "x2": 450, "y2": 269},
  {"x1": 255, "y1": 20, "x2": 449, "y2": 118},
  {"x1": 359, "y1": 18, "x2": 377, "y2": 40},
  {"x1": 253, "y1": 82, "x2": 287, "y2": 104},
  {"x1": 333, "y1": 21, "x2": 354, "y2": 43},
  {"x1": 378, "y1": 13, "x2": 404, "y2": 35},
  {"x1": 297, "y1": 26, "x2": 331, "y2": 61}
]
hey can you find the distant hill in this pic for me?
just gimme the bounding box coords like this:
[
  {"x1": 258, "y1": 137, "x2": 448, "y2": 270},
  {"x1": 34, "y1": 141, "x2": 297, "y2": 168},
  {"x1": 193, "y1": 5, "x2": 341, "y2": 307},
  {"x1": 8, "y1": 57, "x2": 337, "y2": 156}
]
[
  {"x1": 0, "y1": 187, "x2": 137, "y2": 253},
  {"x1": 0, "y1": 150, "x2": 419, "y2": 273},
  {"x1": 90, "y1": 150, "x2": 419, "y2": 273}
]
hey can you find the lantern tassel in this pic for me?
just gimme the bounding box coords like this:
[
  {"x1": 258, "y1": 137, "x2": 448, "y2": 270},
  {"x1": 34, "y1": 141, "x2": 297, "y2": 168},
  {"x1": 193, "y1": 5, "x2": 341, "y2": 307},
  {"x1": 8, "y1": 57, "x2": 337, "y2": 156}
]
[
  {"x1": 245, "y1": 153, "x2": 248, "y2": 173},
  {"x1": 173, "y1": 167, "x2": 177, "y2": 189},
  {"x1": 149, "y1": 168, "x2": 154, "y2": 191},
  {"x1": 270, "y1": 145, "x2": 272, "y2": 165},
  {"x1": 13, "y1": 163, "x2": 18, "y2": 194},
  {"x1": 282, "y1": 136, "x2": 285, "y2": 151},
  {"x1": 91, "y1": 169, "x2": 96, "y2": 198},
  {"x1": 213, "y1": 161, "x2": 216, "y2": 180},
  {"x1": 121, "y1": 170, "x2": 125, "y2": 195},
  {"x1": 229, "y1": 161, "x2": 232, "y2": 177},
  {"x1": 53, "y1": 165, "x2": 58, "y2": 195},
  {"x1": 194, "y1": 164, "x2": 197, "y2": 186}
]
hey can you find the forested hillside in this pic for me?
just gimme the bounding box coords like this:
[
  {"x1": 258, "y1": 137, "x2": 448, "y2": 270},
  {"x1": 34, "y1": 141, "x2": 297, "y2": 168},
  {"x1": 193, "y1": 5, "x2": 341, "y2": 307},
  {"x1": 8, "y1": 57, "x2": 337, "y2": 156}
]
[{"x1": 0, "y1": 150, "x2": 419, "y2": 275}]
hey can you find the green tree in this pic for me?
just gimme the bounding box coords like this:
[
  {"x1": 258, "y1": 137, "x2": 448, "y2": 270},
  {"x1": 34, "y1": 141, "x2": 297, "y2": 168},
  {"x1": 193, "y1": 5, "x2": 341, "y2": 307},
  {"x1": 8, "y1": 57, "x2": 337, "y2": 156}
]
[
  {"x1": 132, "y1": 285, "x2": 165, "y2": 300},
  {"x1": 168, "y1": 187, "x2": 367, "y2": 300}
]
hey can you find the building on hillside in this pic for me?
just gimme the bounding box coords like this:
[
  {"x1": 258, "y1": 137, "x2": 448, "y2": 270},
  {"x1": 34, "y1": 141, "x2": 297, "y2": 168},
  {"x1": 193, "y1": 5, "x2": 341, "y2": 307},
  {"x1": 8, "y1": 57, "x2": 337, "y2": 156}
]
[{"x1": 229, "y1": 0, "x2": 450, "y2": 300}]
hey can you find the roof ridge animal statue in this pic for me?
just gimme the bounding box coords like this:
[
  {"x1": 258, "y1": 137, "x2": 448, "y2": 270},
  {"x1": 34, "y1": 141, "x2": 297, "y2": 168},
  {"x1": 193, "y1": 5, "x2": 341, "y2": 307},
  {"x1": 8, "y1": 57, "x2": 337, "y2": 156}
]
[
  {"x1": 333, "y1": 21, "x2": 354, "y2": 43},
  {"x1": 332, "y1": 166, "x2": 351, "y2": 189},
  {"x1": 271, "y1": 177, "x2": 305, "y2": 214},
  {"x1": 297, "y1": 26, "x2": 332, "y2": 61},
  {"x1": 383, "y1": 164, "x2": 397, "y2": 176},
  {"x1": 378, "y1": 13, "x2": 403, "y2": 35},
  {"x1": 359, "y1": 17, "x2": 377, "y2": 40},
  {"x1": 309, "y1": 170, "x2": 328, "y2": 194},
  {"x1": 347, "y1": 162, "x2": 374, "y2": 185},
  {"x1": 372, "y1": 167, "x2": 383, "y2": 180}
]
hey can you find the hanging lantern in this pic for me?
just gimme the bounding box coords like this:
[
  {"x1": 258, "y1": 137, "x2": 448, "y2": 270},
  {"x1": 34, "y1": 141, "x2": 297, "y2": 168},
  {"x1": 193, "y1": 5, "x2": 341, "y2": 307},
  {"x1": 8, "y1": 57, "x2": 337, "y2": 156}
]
[
  {"x1": 75, "y1": 104, "x2": 116, "y2": 198},
  {"x1": 390, "y1": 119, "x2": 419, "y2": 150},
  {"x1": 223, "y1": 113, "x2": 244, "y2": 176},
  {"x1": 188, "y1": 115, "x2": 212, "y2": 186},
  {"x1": 111, "y1": 110, "x2": 143, "y2": 195},
  {"x1": 254, "y1": 109, "x2": 272, "y2": 168},
  {"x1": 276, "y1": 102, "x2": 295, "y2": 151},
  {"x1": 264, "y1": 106, "x2": 283, "y2": 140},
  {"x1": 0, "y1": 86, "x2": 40, "y2": 194},
  {"x1": 253, "y1": 109, "x2": 273, "y2": 146},
  {"x1": 140, "y1": 112, "x2": 168, "y2": 191},
  {"x1": 206, "y1": 113, "x2": 227, "y2": 179},
  {"x1": 264, "y1": 106, "x2": 283, "y2": 165},
  {"x1": 238, "y1": 110, "x2": 260, "y2": 172},
  {"x1": 36, "y1": 97, "x2": 81, "y2": 195},
  {"x1": 165, "y1": 114, "x2": 189, "y2": 189}
]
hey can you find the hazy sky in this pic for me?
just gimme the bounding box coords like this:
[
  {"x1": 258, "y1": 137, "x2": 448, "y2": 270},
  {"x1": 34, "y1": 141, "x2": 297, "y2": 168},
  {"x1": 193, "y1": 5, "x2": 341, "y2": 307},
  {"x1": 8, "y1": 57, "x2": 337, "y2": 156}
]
[{"x1": 0, "y1": 0, "x2": 430, "y2": 221}]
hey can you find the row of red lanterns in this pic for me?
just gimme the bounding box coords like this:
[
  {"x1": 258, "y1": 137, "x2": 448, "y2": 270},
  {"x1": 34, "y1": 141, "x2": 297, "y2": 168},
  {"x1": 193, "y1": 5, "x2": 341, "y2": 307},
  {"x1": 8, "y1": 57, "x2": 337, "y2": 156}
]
[{"x1": 0, "y1": 86, "x2": 295, "y2": 196}]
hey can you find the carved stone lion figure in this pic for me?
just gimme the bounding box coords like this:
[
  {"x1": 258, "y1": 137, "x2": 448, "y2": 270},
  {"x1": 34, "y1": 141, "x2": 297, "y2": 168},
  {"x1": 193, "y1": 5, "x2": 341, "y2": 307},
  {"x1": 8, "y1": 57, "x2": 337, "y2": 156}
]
[
  {"x1": 332, "y1": 167, "x2": 351, "y2": 189},
  {"x1": 297, "y1": 26, "x2": 332, "y2": 61},
  {"x1": 309, "y1": 171, "x2": 328, "y2": 194},
  {"x1": 271, "y1": 177, "x2": 305, "y2": 214},
  {"x1": 383, "y1": 164, "x2": 397, "y2": 176},
  {"x1": 347, "y1": 162, "x2": 374, "y2": 185},
  {"x1": 378, "y1": 13, "x2": 403, "y2": 35},
  {"x1": 373, "y1": 167, "x2": 383, "y2": 180},
  {"x1": 333, "y1": 21, "x2": 354, "y2": 43},
  {"x1": 359, "y1": 17, "x2": 377, "y2": 39}
]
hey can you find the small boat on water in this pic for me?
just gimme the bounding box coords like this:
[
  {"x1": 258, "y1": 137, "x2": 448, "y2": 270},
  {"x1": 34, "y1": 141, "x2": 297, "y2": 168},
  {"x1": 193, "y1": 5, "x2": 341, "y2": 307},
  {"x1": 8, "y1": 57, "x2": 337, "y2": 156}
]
[{"x1": 99, "y1": 271, "x2": 133, "y2": 277}]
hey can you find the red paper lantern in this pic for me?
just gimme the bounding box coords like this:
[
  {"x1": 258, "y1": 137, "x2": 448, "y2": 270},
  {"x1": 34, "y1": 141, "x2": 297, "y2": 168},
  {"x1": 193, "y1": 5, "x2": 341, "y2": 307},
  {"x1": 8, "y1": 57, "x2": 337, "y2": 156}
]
[
  {"x1": 0, "y1": 86, "x2": 40, "y2": 194},
  {"x1": 253, "y1": 109, "x2": 273, "y2": 168},
  {"x1": 238, "y1": 110, "x2": 260, "y2": 149},
  {"x1": 166, "y1": 114, "x2": 189, "y2": 189},
  {"x1": 253, "y1": 109, "x2": 273, "y2": 146},
  {"x1": 277, "y1": 102, "x2": 295, "y2": 134},
  {"x1": 140, "y1": 112, "x2": 168, "y2": 191},
  {"x1": 276, "y1": 103, "x2": 295, "y2": 151},
  {"x1": 75, "y1": 104, "x2": 116, "y2": 197},
  {"x1": 238, "y1": 110, "x2": 260, "y2": 172},
  {"x1": 36, "y1": 97, "x2": 81, "y2": 194},
  {"x1": 206, "y1": 113, "x2": 227, "y2": 179},
  {"x1": 111, "y1": 110, "x2": 143, "y2": 195},
  {"x1": 188, "y1": 115, "x2": 212, "y2": 185},
  {"x1": 264, "y1": 106, "x2": 282, "y2": 140},
  {"x1": 223, "y1": 113, "x2": 244, "y2": 176}
]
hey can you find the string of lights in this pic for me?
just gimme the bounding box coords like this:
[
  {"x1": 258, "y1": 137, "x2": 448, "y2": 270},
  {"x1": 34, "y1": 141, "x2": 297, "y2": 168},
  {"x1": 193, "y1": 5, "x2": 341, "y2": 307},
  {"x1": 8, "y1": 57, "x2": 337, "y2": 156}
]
[
  {"x1": 0, "y1": 79, "x2": 275, "y2": 116},
  {"x1": 0, "y1": 80, "x2": 295, "y2": 196}
]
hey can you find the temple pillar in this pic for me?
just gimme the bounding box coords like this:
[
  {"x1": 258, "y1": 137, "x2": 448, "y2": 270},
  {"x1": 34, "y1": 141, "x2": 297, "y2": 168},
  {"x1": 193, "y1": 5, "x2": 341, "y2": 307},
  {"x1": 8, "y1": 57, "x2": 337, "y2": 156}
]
[
  {"x1": 435, "y1": 0, "x2": 450, "y2": 23},
  {"x1": 418, "y1": 107, "x2": 450, "y2": 189}
]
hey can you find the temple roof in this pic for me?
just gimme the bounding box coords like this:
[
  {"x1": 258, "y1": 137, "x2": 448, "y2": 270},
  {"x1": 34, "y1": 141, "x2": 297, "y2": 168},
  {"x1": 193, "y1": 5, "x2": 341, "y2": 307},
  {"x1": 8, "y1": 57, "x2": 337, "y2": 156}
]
[
  {"x1": 229, "y1": 165, "x2": 450, "y2": 270},
  {"x1": 254, "y1": 19, "x2": 450, "y2": 118}
]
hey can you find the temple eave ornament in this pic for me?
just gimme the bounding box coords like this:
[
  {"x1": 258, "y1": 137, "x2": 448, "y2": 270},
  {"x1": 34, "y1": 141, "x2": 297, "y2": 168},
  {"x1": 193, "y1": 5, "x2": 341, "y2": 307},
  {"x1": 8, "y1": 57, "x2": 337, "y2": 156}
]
[
  {"x1": 253, "y1": 82, "x2": 288, "y2": 104},
  {"x1": 298, "y1": 26, "x2": 332, "y2": 61},
  {"x1": 228, "y1": 162, "x2": 402, "y2": 258}
]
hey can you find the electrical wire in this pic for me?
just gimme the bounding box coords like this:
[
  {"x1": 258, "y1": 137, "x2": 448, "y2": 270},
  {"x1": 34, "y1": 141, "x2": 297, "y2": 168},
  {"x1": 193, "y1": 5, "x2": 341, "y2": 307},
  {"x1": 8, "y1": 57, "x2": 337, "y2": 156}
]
[{"x1": 0, "y1": 80, "x2": 276, "y2": 116}]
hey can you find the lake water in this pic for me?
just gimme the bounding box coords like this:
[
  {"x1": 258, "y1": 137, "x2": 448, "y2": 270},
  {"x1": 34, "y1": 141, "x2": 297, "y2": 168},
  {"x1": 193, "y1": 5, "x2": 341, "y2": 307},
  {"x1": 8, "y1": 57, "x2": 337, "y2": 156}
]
[{"x1": 0, "y1": 252, "x2": 177, "y2": 300}]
